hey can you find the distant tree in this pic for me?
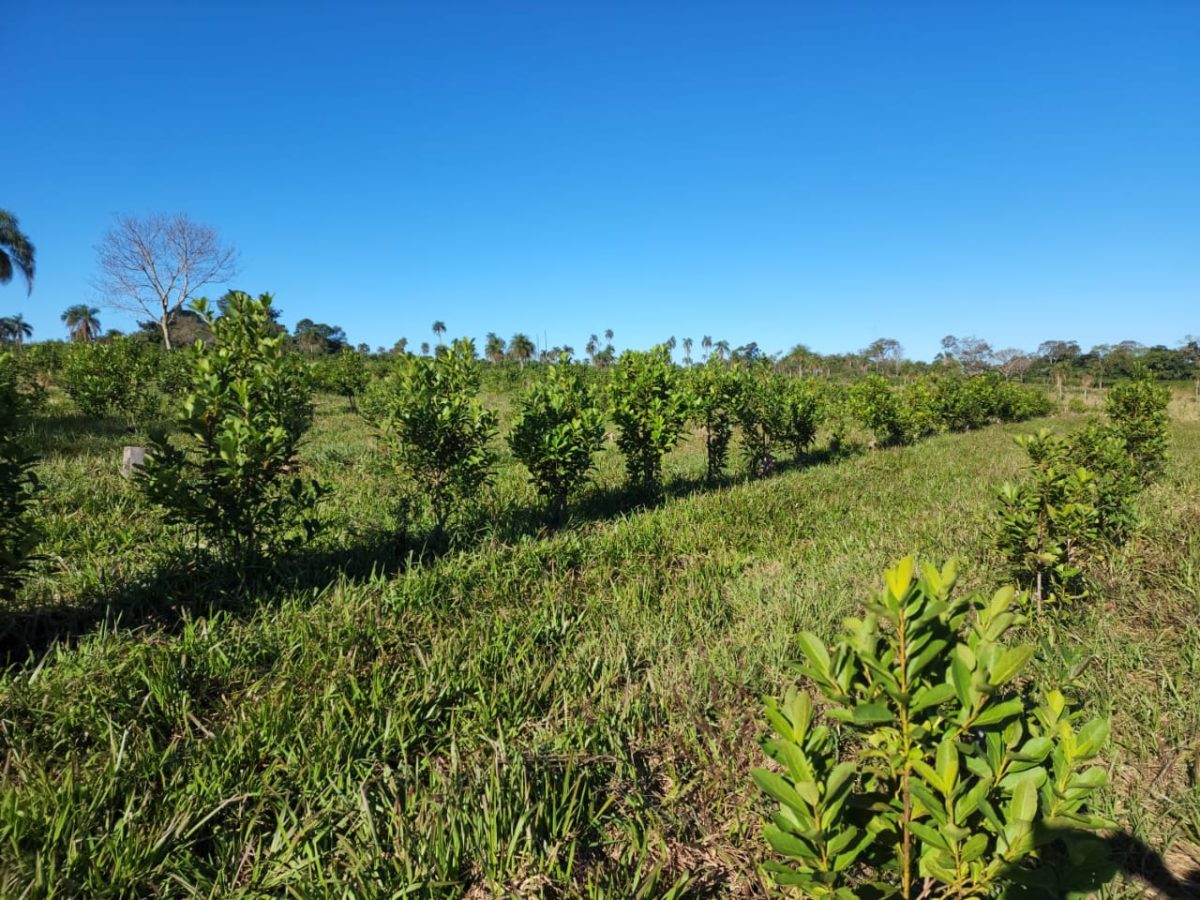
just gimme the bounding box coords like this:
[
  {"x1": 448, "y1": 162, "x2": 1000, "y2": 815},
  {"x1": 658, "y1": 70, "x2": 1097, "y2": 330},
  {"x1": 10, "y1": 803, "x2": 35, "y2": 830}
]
[
  {"x1": 731, "y1": 342, "x2": 764, "y2": 363},
  {"x1": 993, "y1": 347, "x2": 1032, "y2": 382},
  {"x1": 420, "y1": 341, "x2": 430, "y2": 356},
  {"x1": 356, "y1": 343, "x2": 370, "y2": 355},
  {"x1": 604, "y1": 328, "x2": 614, "y2": 342},
  {"x1": 94, "y1": 212, "x2": 238, "y2": 350},
  {"x1": 665, "y1": 335, "x2": 677, "y2": 352},
  {"x1": 293, "y1": 318, "x2": 347, "y2": 355},
  {"x1": 484, "y1": 331, "x2": 507, "y2": 363},
  {"x1": 0, "y1": 210, "x2": 36, "y2": 294},
  {"x1": 0, "y1": 314, "x2": 33, "y2": 346},
  {"x1": 1036, "y1": 339, "x2": 1081, "y2": 365},
  {"x1": 509, "y1": 332, "x2": 535, "y2": 365},
  {"x1": 714, "y1": 339, "x2": 730, "y2": 361},
  {"x1": 432, "y1": 320, "x2": 446, "y2": 345},
  {"x1": 863, "y1": 337, "x2": 904, "y2": 374},
  {"x1": 682, "y1": 336, "x2": 694, "y2": 366},
  {"x1": 779, "y1": 343, "x2": 822, "y2": 377},
  {"x1": 941, "y1": 335, "x2": 994, "y2": 374},
  {"x1": 392, "y1": 337, "x2": 409, "y2": 356},
  {"x1": 585, "y1": 333, "x2": 599, "y2": 364},
  {"x1": 701, "y1": 335, "x2": 713, "y2": 353},
  {"x1": 62, "y1": 305, "x2": 102, "y2": 342}
]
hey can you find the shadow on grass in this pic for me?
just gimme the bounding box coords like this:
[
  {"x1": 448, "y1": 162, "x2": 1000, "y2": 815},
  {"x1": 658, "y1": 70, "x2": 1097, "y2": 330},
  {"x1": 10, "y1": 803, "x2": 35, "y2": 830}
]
[
  {"x1": 0, "y1": 529, "x2": 431, "y2": 668},
  {"x1": 997, "y1": 828, "x2": 1200, "y2": 899},
  {"x1": 1, "y1": 446, "x2": 871, "y2": 667}
]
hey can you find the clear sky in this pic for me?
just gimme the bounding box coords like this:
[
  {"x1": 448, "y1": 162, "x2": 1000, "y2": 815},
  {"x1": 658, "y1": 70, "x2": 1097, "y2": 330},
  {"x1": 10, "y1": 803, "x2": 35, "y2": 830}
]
[{"x1": 7, "y1": 1, "x2": 1199, "y2": 359}]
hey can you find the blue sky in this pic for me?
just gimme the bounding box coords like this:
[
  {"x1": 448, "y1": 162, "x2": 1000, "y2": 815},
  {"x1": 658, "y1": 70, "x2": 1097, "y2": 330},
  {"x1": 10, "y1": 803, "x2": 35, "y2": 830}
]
[{"x1": 7, "y1": 1, "x2": 1198, "y2": 359}]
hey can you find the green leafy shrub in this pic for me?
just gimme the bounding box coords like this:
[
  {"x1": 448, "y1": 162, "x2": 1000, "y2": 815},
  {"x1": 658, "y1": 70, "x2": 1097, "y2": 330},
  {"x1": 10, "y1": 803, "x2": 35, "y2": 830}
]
[
  {"x1": 755, "y1": 558, "x2": 1114, "y2": 899},
  {"x1": 850, "y1": 374, "x2": 915, "y2": 446},
  {"x1": 312, "y1": 349, "x2": 370, "y2": 411},
  {"x1": 994, "y1": 430, "x2": 1100, "y2": 605},
  {"x1": 508, "y1": 357, "x2": 606, "y2": 517},
  {"x1": 735, "y1": 364, "x2": 789, "y2": 478},
  {"x1": 1067, "y1": 422, "x2": 1140, "y2": 546},
  {"x1": 138, "y1": 293, "x2": 325, "y2": 560},
  {"x1": 901, "y1": 377, "x2": 945, "y2": 440},
  {"x1": 62, "y1": 336, "x2": 162, "y2": 424},
  {"x1": 780, "y1": 379, "x2": 826, "y2": 460},
  {"x1": 0, "y1": 352, "x2": 40, "y2": 601},
  {"x1": 608, "y1": 346, "x2": 690, "y2": 494},
  {"x1": 371, "y1": 337, "x2": 498, "y2": 537},
  {"x1": 688, "y1": 355, "x2": 739, "y2": 481},
  {"x1": 1105, "y1": 374, "x2": 1169, "y2": 479}
]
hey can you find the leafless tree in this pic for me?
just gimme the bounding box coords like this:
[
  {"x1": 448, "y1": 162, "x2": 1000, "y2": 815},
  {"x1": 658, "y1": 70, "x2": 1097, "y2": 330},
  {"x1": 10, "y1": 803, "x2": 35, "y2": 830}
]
[
  {"x1": 94, "y1": 213, "x2": 238, "y2": 349},
  {"x1": 993, "y1": 347, "x2": 1032, "y2": 381}
]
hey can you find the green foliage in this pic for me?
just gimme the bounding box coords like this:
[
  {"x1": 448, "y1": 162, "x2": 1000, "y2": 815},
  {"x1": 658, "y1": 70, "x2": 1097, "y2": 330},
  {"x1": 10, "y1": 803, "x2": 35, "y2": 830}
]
[
  {"x1": 138, "y1": 293, "x2": 325, "y2": 559},
  {"x1": 0, "y1": 352, "x2": 40, "y2": 601},
  {"x1": 734, "y1": 364, "x2": 789, "y2": 478},
  {"x1": 62, "y1": 337, "x2": 163, "y2": 424},
  {"x1": 995, "y1": 431, "x2": 1099, "y2": 605},
  {"x1": 850, "y1": 374, "x2": 916, "y2": 446},
  {"x1": 370, "y1": 337, "x2": 498, "y2": 535},
  {"x1": 996, "y1": 418, "x2": 1147, "y2": 605},
  {"x1": 311, "y1": 348, "x2": 370, "y2": 410},
  {"x1": 781, "y1": 379, "x2": 826, "y2": 459},
  {"x1": 1105, "y1": 374, "x2": 1169, "y2": 479},
  {"x1": 1067, "y1": 422, "x2": 1140, "y2": 546},
  {"x1": 756, "y1": 558, "x2": 1114, "y2": 899},
  {"x1": 688, "y1": 355, "x2": 739, "y2": 481},
  {"x1": 608, "y1": 346, "x2": 690, "y2": 494},
  {"x1": 508, "y1": 357, "x2": 606, "y2": 516}
]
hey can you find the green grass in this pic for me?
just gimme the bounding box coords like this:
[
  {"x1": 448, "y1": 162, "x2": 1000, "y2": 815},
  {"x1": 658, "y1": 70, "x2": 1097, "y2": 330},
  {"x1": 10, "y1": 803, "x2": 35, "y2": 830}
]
[{"x1": 2, "y1": 392, "x2": 1198, "y2": 896}]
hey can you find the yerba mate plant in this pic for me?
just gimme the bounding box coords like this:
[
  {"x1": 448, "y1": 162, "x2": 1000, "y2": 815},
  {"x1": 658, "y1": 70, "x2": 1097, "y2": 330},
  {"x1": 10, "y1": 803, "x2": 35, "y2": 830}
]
[{"x1": 755, "y1": 558, "x2": 1113, "y2": 898}]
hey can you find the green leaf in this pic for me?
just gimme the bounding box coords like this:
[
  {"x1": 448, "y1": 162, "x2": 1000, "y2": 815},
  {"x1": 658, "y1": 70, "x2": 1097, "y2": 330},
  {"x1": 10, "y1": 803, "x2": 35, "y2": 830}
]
[
  {"x1": 974, "y1": 697, "x2": 1026, "y2": 727},
  {"x1": 852, "y1": 703, "x2": 894, "y2": 724},
  {"x1": 797, "y1": 632, "x2": 832, "y2": 675},
  {"x1": 911, "y1": 683, "x2": 956, "y2": 713},
  {"x1": 989, "y1": 645, "x2": 1035, "y2": 687}
]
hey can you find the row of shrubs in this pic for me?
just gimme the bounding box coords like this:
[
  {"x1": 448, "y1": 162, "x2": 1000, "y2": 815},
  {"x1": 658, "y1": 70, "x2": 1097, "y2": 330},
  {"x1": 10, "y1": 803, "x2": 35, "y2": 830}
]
[
  {"x1": 752, "y1": 376, "x2": 1170, "y2": 897},
  {"x1": 0, "y1": 293, "x2": 1053, "y2": 591}
]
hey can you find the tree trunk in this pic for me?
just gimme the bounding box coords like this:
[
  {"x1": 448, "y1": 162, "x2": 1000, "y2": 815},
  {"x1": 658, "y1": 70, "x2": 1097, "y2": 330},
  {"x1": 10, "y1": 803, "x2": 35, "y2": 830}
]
[{"x1": 159, "y1": 308, "x2": 173, "y2": 351}]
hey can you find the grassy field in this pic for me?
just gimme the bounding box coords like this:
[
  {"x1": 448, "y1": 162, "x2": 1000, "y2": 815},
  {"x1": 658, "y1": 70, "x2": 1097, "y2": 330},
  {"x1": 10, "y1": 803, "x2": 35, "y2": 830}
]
[{"x1": 2, "y1": 390, "x2": 1199, "y2": 896}]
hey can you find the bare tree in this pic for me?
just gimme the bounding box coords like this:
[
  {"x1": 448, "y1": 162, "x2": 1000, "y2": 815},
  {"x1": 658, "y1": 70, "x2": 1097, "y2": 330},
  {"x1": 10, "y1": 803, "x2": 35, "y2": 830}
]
[{"x1": 94, "y1": 213, "x2": 238, "y2": 349}]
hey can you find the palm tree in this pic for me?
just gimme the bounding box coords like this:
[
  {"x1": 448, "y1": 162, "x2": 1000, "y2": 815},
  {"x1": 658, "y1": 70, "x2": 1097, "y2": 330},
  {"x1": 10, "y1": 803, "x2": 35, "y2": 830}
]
[
  {"x1": 509, "y1": 332, "x2": 535, "y2": 366},
  {"x1": 62, "y1": 304, "x2": 102, "y2": 342},
  {"x1": 715, "y1": 339, "x2": 730, "y2": 361},
  {"x1": 432, "y1": 320, "x2": 446, "y2": 345},
  {"x1": 484, "y1": 332, "x2": 506, "y2": 363},
  {"x1": 586, "y1": 334, "x2": 599, "y2": 364},
  {"x1": 0, "y1": 210, "x2": 36, "y2": 294},
  {"x1": 420, "y1": 341, "x2": 430, "y2": 356},
  {"x1": 0, "y1": 313, "x2": 33, "y2": 345},
  {"x1": 683, "y1": 337, "x2": 694, "y2": 365},
  {"x1": 604, "y1": 328, "x2": 614, "y2": 342},
  {"x1": 701, "y1": 335, "x2": 713, "y2": 353}
]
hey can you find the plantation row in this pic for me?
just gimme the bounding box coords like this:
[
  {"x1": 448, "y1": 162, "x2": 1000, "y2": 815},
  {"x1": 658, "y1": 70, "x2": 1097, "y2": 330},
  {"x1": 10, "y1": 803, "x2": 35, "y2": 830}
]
[
  {"x1": 752, "y1": 366, "x2": 1172, "y2": 896},
  {"x1": 2, "y1": 293, "x2": 1054, "y2": 590}
]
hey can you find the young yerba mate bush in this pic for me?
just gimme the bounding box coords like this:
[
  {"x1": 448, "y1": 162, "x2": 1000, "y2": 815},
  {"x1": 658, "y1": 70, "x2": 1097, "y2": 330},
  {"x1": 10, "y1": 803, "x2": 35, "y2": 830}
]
[
  {"x1": 608, "y1": 345, "x2": 690, "y2": 495},
  {"x1": 755, "y1": 558, "x2": 1114, "y2": 899},
  {"x1": 138, "y1": 292, "x2": 326, "y2": 560},
  {"x1": 0, "y1": 351, "x2": 40, "y2": 601},
  {"x1": 508, "y1": 355, "x2": 606, "y2": 518}
]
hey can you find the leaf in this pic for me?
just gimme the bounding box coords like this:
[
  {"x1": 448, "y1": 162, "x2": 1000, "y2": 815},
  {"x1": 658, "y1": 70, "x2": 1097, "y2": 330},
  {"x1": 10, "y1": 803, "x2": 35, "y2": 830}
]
[
  {"x1": 989, "y1": 645, "x2": 1035, "y2": 687},
  {"x1": 753, "y1": 768, "x2": 812, "y2": 816},
  {"x1": 852, "y1": 703, "x2": 894, "y2": 724},
  {"x1": 974, "y1": 697, "x2": 1026, "y2": 727},
  {"x1": 911, "y1": 683, "x2": 956, "y2": 713},
  {"x1": 797, "y1": 632, "x2": 832, "y2": 675}
]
